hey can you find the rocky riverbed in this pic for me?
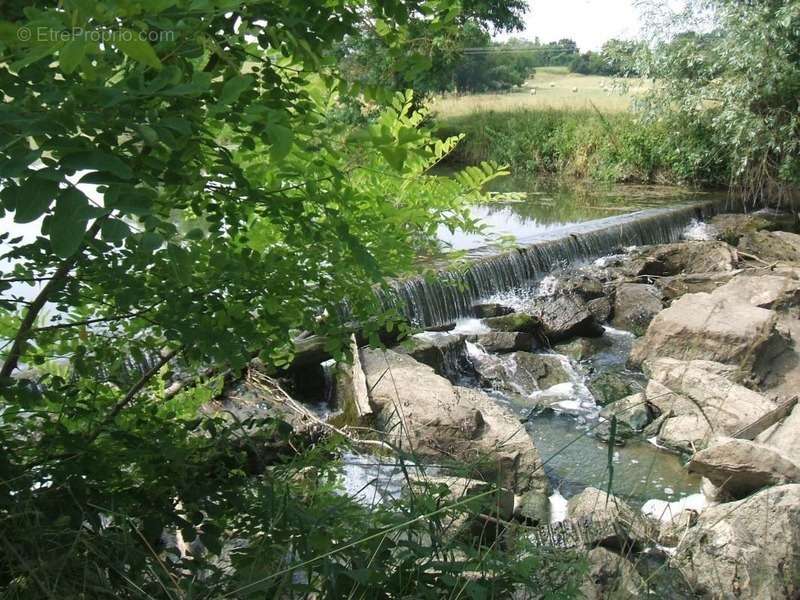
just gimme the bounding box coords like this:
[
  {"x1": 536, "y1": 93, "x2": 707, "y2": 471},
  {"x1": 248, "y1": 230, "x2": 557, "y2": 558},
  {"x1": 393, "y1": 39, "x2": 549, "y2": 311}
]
[{"x1": 216, "y1": 210, "x2": 800, "y2": 598}]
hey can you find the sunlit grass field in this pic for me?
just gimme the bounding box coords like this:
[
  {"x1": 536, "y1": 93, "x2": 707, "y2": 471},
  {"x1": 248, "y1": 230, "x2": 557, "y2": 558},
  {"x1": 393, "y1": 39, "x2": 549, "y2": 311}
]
[{"x1": 431, "y1": 66, "x2": 650, "y2": 118}]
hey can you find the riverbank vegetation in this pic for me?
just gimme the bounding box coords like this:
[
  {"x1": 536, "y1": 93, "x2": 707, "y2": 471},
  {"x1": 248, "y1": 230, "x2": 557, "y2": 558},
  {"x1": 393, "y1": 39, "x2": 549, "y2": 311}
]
[{"x1": 434, "y1": 0, "x2": 800, "y2": 204}]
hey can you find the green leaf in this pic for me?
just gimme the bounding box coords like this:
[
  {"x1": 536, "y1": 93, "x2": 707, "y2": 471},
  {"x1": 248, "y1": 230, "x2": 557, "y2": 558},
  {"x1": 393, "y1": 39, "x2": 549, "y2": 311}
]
[
  {"x1": 139, "y1": 231, "x2": 164, "y2": 253},
  {"x1": 185, "y1": 228, "x2": 204, "y2": 240},
  {"x1": 267, "y1": 125, "x2": 293, "y2": 162},
  {"x1": 101, "y1": 218, "x2": 131, "y2": 242},
  {"x1": 49, "y1": 189, "x2": 90, "y2": 257},
  {"x1": 62, "y1": 151, "x2": 133, "y2": 180},
  {"x1": 115, "y1": 31, "x2": 162, "y2": 70},
  {"x1": 14, "y1": 177, "x2": 59, "y2": 223},
  {"x1": 219, "y1": 74, "x2": 254, "y2": 105},
  {"x1": 59, "y1": 40, "x2": 87, "y2": 74}
]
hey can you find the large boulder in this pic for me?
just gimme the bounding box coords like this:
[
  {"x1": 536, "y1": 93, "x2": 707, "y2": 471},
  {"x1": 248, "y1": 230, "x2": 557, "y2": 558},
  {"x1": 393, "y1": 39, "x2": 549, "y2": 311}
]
[
  {"x1": 675, "y1": 484, "x2": 800, "y2": 599},
  {"x1": 483, "y1": 313, "x2": 542, "y2": 335},
  {"x1": 655, "y1": 271, "x2": 736, "y2": 301},
  {"x1": 710, "y1": 272, "x2": 800, "y2": 309},
  {"x1": 626, "y1": 240, "x2": 738, "y2": 277},
  {"x1": 581, "y1": 547, "x2": 649, "y2": 599},
  {"x1": 629, "y1": 291, "x2": 786, "y2": 378},
  {"x1": 566, "y1": 487, "x2": 656, "y2": 549},
  {"x1": 757, "y1": 402, "x2": 800, "y2": 465},
  {"x1": 710, "y1": 213, "x2": 773, "y2": 244},
  {"x1": 467, "y1": 331, "x2": 536, "y2": 354},
  {"x1": 360, "y1": 348, "x2": 549, "y2": 496},
  {"x1": 471, "y1": 351, "x2": 571, "y2": 395},
  {"x1": 393, "y1": 332, "x2": 467, "y2": 377},
  {"x1": 643, "y1": 359, "x2": 777, "y2": 452},
  {"x1": 688, "y1": 438, "x2": 800, "y2": 499},
  {"x1": 611, "y1": 283, "x2": 663, "y2": 335},
  {"x1": 527, "y1": 293, "x2": 604, "y2": 343},
  {"x1": 738, "y1": 230, "x2": 800, "y2": 263}
]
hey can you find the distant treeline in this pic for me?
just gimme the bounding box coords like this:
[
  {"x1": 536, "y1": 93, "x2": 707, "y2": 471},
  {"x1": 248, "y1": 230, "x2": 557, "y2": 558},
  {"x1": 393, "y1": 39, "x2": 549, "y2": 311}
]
[{"x1": 338, "y1": 25, "x2": 644, "y2": 96}]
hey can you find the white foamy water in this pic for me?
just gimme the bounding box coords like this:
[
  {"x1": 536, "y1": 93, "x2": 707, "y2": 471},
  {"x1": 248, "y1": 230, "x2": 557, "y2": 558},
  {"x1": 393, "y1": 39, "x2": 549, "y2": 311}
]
[
  {"x1": 682, "y1": 218, "x2": 717, "y2": 241},
  {"x1": 338, "y1": 452, "x2": 430, "y2": 506},
  {"x1": 450, "y1": 318, "x2": 491, "y2": 335},
  {"x1": 549, "y1": 489, "x2": 569, "y2": 523},
  {"x1": 641, "y1": 492, "x2": 706, "y2": 523}
]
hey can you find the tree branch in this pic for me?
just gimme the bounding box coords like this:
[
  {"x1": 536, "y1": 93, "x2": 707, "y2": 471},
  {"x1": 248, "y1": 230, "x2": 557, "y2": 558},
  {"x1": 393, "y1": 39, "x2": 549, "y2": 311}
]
[{"x1": 0, "y1": 219, "x2": 104, "y2": 379}]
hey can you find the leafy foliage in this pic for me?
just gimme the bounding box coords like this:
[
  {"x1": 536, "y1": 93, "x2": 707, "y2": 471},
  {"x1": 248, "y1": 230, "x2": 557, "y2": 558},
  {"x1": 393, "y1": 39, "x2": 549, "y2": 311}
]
[
  {"x1": 0, "y1": 0, "x2": 587, "y2": 597},
  {"x1": 635, "y1": 0, "x2": 800, "y2": 203}
]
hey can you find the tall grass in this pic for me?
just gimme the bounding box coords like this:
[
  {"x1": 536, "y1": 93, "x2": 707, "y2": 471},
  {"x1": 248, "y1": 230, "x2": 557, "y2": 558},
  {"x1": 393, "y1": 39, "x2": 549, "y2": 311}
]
[{"x1": 437, "y1": 108, "x2": 730, "y2": 187}]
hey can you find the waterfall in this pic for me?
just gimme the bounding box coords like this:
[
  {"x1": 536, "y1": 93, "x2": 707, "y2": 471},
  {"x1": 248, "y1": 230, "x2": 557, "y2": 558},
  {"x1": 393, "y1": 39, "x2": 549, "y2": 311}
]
[{"x1": 379, "y1": 199, "x2": 737, "y2": 327}]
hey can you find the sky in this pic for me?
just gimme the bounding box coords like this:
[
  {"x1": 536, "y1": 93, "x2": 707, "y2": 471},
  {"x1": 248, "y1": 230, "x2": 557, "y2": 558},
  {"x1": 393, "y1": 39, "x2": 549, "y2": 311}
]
[{"x1": 497, "y1": 0, "x2": 644, "y2": 51}]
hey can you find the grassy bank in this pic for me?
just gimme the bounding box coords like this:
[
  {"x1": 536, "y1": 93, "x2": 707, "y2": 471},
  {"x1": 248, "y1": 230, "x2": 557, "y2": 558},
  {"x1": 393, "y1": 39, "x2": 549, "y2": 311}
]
[{"x1": 437, "y1": 108, "x2": 729, "y2": 187}]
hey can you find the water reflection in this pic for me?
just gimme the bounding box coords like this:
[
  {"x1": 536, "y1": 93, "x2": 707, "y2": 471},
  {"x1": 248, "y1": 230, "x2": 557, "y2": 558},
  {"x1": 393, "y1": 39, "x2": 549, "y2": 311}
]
[{"x1": 437, "y1": 177, "x2": 719, "y2": 253}]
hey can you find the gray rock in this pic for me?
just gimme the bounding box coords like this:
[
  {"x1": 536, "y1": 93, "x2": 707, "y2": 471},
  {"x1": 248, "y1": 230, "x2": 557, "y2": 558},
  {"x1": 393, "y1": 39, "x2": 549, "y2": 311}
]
[
  {"x1": 600, "y1": 393, "x2": 653, "y2": 432},
  {"x1": 626, "y1": 240, "x2": 738, "y2": 277},
  {"x1": 642, "y1": 359, "x2": 777, "y2": 453},
  {"x1": 656, "y1": 271, "x2": 736, "y2": 301},
  {"x1": 393, "y1": 332, "x2": 467, "y2": 377},
  {"x1": 588, "y1": 370, "x2": 639, "y2": 406},
  {"x1": 567, "y1": 487, "x2": 656, "y2": 549},
  {"x1": 528, "y1": 293, "x2": 605, "y2": 343},
  {"x1": 360, "y1": 348, "x2": 550, "y2": 495},
  {"x1": 628, "y1": 290, "x2": 787, "y2": 378},
  {"x1": 581, "y1": 547, "x2": 649, "y2": 599},
  {"x1": 472, "y1": 302, "x2": 515, "y2": 318},
  {"x1": 554, "y1": 336, "x2": 613, "y2": 362},
  {"x1": 586, "y1": 296, "x2": 613, "y2": 323},
  {"x1": 483, "y1": 313, "x2": 542, "y2": 335},
  {"x1": 711, "y1": 273, "x2": 800, "y2": 309},
  {"x1": 739, "y1": 230, "x2": 800, "y2": 263},
  {"x1": 710, "y1": 213, "x2": 774, "y2": 244},
  {"x1": 611, "y1": 283, "x2": 663, "y2": 335},
  {"x1": 687, "y1": 438, "x2": 800, "y2": 499},
  {"x1": 676, "y1": 484, "x2": 800, "y2": 599},
  {"x1": 471, "y1": 351, "x2": 571, "y2": 395},
  {"x1": 657, "y1": 509, "x2": 698, "y2": 547},
  {"x1": 468, "y1": 331, "x2": 536, "y2": 354}
]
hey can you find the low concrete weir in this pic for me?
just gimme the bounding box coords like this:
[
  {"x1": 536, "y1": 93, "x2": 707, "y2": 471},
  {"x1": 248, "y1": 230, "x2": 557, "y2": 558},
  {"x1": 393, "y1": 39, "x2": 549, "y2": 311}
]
[{"x1": 379, "y1": 197, "x2": 740, "y2": 327}]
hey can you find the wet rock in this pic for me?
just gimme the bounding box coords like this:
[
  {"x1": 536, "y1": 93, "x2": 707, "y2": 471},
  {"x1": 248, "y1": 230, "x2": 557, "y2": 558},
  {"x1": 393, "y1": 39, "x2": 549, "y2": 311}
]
[
  {"x1": 738, "y1": 230, "x2": 800, "y2": 263},
  {"x1": 642, "y1": 359, "x2": 777, "y2": 453},
  {"x1": 687, "y1": 438, "x2": 800, "y2": 499},
  {"x1": 468, "y1": 331, "x2": 537, "y2": 354},
  {"x1": 554, "y1": 336, "x2": 612, "y2": 362},
  {"x1": 676, "y1": 484, "x2": 800, "y2": 599},
  {"x1": 393, "y1": 332, "x2": 466, "y2": 378},
  {"x1": 360, "y1": 348, "x2": 550, "y2": 495},
  {"x1": 567, "y1": 487, "x2": 656, "y2": 550},
  {"x1": 471, "y1": 351, "x2": 571, "y2": 395},
  {"x1": 586, "y1": 296, "x2": 613, "y2": 323},
  {"x1": 424, "y1": 322, "x2": 456, "y2": 332},
  {"x1": 595, "y1": 419, "x2": 637, "y2": 445},
  {"x1": 626, "y1": 240, "x2": 738, "y2": 277},
  {"x1": 483, "y1": 313, "x2": 542, "y2": 335},
  {"x1": 588, "y1": 370, "x2": 640, "y2": 406},
  {"x1": 600, "y1": 393, "x2": 654, "y2": 432},
  {"x1": 655, "y1": 271, "x2": 736, "y2": 301},
  {"x1": 581, "y1": 547, "x2": 649, "y2": 600},
  {"x1": 628, "y1": 291, "x2": 787, "y2": 378},
  {"x1": 560, "y1": 273, "x2": 607, "y2": 300},
  {"x1": 528, "y1": 293, "x2": 604, "y2": 343},
  {"x1": 611, "y1": 283, "x2": 663, "y2": 335},
  {"x1": 472, "y1": 302, "x2": 515, "y2": 318}
]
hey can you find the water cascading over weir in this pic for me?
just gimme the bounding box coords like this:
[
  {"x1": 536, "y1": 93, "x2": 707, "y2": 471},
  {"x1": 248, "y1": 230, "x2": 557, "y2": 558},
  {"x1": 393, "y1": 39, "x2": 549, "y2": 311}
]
[{"x1": 378, "y1": 198, "x2": 740, "y2": 328}]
